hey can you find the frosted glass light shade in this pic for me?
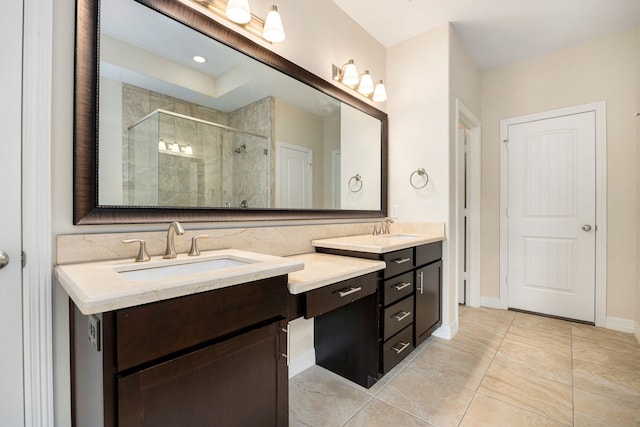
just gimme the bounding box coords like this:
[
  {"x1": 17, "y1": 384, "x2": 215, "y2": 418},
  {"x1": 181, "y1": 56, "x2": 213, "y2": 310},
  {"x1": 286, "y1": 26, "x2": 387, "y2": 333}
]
[
  {"x1": 226, "y1": 0, "x2": 251, "y2": 24},
  {"x1": 372, "y1": 80, "x2": 387, "y2": 102},
  {"x1": 341, "y1": 60, "x2": 359, "y2": 86},
  {"x1": 358, "y1": 70, "x2": 374, "y2": 95},
  {"x1": 171, "y1": 143, "x2": 180, "y2": 153},
  {"x1": 184, "y1": 145, "x2": 193, "y2": 155},
  {"x1": 158, "y1": 139, "x2": 167, "y2": 150},
  {"x1": 263, "y1": 5, "x2": 285, "y2": 42}
]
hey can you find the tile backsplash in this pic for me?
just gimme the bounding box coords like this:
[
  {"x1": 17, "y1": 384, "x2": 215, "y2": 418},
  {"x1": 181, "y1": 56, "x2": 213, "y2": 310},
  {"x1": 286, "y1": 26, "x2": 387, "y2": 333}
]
[{"x1": 56, "y1": 221, "x2": 445, "y2": 265}]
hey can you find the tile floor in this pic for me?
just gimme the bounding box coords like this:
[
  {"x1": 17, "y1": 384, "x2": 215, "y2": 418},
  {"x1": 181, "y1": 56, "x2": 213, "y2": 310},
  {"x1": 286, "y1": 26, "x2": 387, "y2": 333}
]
[{"x1": 289, "y1": 306, "x2": 640, "y2": 426}]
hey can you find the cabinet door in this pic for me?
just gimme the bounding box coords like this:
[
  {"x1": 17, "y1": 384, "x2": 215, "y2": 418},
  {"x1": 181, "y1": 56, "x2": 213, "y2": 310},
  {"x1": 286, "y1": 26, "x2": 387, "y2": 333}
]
[
  {"x1": 415, "y1": 261, "x2": 442, "y2": 346},
  {"x1": 118, "y1": 321, "x2": 288, "y2": 427}
]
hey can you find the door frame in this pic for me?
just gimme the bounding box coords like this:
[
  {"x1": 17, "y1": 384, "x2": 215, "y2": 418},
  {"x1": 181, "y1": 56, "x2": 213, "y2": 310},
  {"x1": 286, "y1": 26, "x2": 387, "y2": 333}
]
[
  {"x1": 455, "y1": 100, "x2": 481, "y2": 308},
  {"x1": 23, "y1": 0, "x2": 54, "y2": 424},
  {"x1": 499, "y1": 102, "x2": 607, "y2": 327}
]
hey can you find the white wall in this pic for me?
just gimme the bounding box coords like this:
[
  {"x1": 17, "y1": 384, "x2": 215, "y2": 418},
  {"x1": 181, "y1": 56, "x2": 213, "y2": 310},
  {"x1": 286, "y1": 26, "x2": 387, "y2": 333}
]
[
  {"x1": 636, "y1": 25, "x2": 640, "y2": 342},
  {"x1": 340, "y1": 103, "x2": 382, "y2": 210},
  {"x1": 386, "y1": 24, "x2": 481, "y2": 330},
  {"x1": 481, "y1": 28, "x2": 639, "y2": 322}
]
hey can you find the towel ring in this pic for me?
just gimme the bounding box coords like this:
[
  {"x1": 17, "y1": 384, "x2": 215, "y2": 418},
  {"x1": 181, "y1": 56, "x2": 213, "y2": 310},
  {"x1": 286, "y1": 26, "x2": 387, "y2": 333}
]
[
  {"x1": 410, "y1": 168, "x2": 429, "y2": 189},
  {"x1": 348, "y1": 174, "x2": 363, "y2": 192}
]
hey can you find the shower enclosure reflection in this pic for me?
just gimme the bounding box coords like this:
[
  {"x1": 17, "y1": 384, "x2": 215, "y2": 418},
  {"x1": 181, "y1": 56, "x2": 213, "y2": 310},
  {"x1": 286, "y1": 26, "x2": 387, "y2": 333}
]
[{"x1": 101, "y1": 82, "x2": 271, "y2": 209}]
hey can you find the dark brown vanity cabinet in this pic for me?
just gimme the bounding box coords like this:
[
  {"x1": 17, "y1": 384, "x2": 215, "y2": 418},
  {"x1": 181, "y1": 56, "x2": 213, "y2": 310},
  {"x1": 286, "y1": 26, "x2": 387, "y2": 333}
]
[
  {"x1": 71, "y1": 276, "x2": 290, "y2": 427},
  {"x1": 316, "y1": 240, "x2": 443, "y2": 377}
]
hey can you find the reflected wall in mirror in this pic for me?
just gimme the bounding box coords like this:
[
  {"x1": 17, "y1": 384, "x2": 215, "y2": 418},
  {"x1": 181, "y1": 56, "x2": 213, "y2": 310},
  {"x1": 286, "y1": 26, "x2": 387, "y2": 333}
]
[{"x1": 74, "y1": 0, "x2": 387, "y2": 224}]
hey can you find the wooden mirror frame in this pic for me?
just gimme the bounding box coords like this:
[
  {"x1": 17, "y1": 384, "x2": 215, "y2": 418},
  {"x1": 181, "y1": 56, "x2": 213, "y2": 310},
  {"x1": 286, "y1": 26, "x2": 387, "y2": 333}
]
[{"x1": 74, "y1": 0, "x2": 388, "y2": 224}]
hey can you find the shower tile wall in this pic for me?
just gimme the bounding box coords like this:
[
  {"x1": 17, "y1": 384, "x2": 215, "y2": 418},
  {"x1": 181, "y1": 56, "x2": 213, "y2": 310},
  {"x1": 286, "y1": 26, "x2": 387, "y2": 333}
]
[
  {"x1": 228, "y1": 97, "x2": 272, "y2": 209},
  {"x1": 122, "y1": 84, "x2": 271, "y2": 208}
]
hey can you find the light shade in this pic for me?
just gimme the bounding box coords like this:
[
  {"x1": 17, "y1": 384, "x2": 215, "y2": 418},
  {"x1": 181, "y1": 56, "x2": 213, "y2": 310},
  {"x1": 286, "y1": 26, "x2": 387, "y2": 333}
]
[
  {"x1": 263, "y1": 5, "x2": 285, "y2": 42},
  {"x1": 372, "y1": 80, "x2": 387, "y2": 102},
  {"x1": 184, "y1": 145, "x2": 193, "y2": 155},
  {"x1": 341, "y1": 60, "x2": 359, "y2": 86},
  {"x1": 158, "y1": 139, "x2": 167, "y2": 150},
  {"x1": 358, "y1": 70, "x2": 374, "y2": 95},
  {"x1": 226, "y1": 0, "x2": 251, "y2": 24}
]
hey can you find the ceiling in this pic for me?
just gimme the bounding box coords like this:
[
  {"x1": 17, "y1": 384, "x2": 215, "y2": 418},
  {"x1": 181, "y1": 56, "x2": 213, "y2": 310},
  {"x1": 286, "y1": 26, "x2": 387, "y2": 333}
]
[{"x1": 331, "y1": 0, "x2": 640, "y2": 71}]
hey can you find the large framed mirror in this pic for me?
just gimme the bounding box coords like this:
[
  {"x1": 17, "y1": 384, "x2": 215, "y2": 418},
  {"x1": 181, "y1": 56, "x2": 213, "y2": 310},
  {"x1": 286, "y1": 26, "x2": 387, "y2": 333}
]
[{"x1": 74, "y1": 0, "x2": 388, "y2": 224}]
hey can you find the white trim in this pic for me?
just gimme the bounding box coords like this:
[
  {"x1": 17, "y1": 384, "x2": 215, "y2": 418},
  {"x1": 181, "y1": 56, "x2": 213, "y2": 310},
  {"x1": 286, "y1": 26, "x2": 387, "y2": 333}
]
[
  {"x1": 22, "y1": 0, "x2": 54, "y2": 425},
  {"x1": 455, "y1": 99, "x2": 482, "y2": 308},
  {"x1": 635, "y1": 322, "x2": 640, "y2": 345},
  {"x1": 480, "y1": 296, "x2": 506, "y2": 310},
  {"x1": 499, "y1": 102, "x2": 607, "y2": 326},
  {"x1": 432, "y1": 319, "x2": 458, "y2": 340},
  {"x1": 288, "y1": 349, "x2": 316, "y2": 379},
  {"x1": 604, "y1": 317, "x2": 636, "y2": 334}
]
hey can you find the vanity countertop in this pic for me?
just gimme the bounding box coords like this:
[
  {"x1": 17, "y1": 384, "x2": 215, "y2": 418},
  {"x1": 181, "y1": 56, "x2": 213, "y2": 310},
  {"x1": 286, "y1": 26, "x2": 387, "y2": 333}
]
[
  {"x1": 286, "y1": 253, "x2": 385, "y2": 295},
  {"x1": 55, "y1": 249, "x2": 304, "y2": 315},
  {"x1": 311, "y1": 232, "x2": 445, "y2": 254}
]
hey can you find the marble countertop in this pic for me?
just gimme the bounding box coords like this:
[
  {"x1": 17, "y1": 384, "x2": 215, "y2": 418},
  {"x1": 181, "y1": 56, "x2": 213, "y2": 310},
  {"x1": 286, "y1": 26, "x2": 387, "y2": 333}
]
[
  {"x1": 55, "y1": 249, "x2": 304, "y2": 315},
  {"x1": 311, "y1": 232, "x2": 445, "y2": 254},
  {"x1": 287, "y1": 253, "x2": 385, "y2": 295}
]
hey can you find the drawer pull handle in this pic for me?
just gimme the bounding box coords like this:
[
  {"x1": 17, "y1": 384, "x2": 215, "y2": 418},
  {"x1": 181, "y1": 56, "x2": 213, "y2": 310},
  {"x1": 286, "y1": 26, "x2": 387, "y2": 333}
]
[
  {"x1": 392, "y1": 282, "x2": 411, "y2": 291},
  {"x1": 337, "y1": 286, "x2": 362, "y2": 297},
  {"x1": 392, "y1": 311, "x2": 411, "y2": 321},
  {"x1": 392, "y1": 257, "x2": 411, "y2": 265},
  {"x1": 392, "y1": 341, "x2": 410, "y2": 354},
  {"x1": 418, "y1": 271, "x2": 424, "y2": 295}
]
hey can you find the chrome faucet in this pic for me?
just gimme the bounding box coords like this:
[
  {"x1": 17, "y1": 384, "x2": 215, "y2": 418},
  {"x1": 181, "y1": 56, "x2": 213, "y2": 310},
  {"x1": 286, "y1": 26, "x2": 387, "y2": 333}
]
[
  {"x1": 163, "y1": 221, "x2": 184, "y2": 259},
  {"x1": 382, "y1": 217, "x2": 394, "y2": 234}
]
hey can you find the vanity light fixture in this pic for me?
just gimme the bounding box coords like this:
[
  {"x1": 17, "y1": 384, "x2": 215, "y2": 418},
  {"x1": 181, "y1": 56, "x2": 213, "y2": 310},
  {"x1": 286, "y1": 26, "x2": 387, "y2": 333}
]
[
  {"x1": 188, "y1": 0, "x2": 286, "y2": 43},
  {"x1": 332, "y1": 60, "x2": 387, "y2": 103},
  {"x1": 225, "y1": 0, "x2": 251, "y2": 24},
  {"x1": 158, "y1": 140, "x2": 195, "y2": 157}
]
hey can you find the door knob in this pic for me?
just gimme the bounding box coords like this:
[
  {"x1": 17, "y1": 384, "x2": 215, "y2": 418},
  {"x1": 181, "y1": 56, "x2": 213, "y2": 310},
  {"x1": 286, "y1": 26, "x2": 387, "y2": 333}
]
[
  {"x1": 0, "y1": 251, "x2": 9, "y2": 269},
  {"x1": 582, "y1": 225, "x2": 592, "y2": 232}
]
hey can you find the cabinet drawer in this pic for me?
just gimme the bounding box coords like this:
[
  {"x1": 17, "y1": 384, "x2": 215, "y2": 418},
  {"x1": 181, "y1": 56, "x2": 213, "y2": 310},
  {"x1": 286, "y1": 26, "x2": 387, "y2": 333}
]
[
  {"x1": 305, "y1": 272, "x2": 378, "y2": 318},
  {"x1": 115, "y1": 275, "x2": 288, "y2": 372},
  {"x1": 383, "y1": 296, "x2": 414, "y2": 340},
  {"x1": 382, "y1": 325, "x2": 414, "y2": 374},
  {"x1": 382, "y1": 248, "x2": 414, "y2": 279},
  {"x1": 383, "y1": 272, "x2": 413, "y2": 306},
  {"x1": 415, "y1": 241, "x2": 442, "y2": 266}
]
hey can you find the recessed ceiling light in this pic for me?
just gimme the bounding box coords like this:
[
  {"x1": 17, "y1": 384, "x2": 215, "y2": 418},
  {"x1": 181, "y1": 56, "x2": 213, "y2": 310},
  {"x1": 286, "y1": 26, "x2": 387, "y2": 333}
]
[{"x1": 193, "y1": 55, "x2": 207, "y2": 63}]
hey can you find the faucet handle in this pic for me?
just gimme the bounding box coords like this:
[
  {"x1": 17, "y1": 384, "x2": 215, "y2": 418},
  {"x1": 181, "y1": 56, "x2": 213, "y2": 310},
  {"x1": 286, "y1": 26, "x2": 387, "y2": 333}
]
[
  {"x1": 122, "y1": 239, "x2": 151, "y2": 262},
  {"x1": 188, "y1": 235, "x2": 209, "y2": 256}
]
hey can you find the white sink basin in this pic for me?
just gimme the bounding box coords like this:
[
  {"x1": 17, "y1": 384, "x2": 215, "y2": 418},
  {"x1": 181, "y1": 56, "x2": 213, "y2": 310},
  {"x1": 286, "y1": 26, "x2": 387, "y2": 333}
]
[{"x1": 119, "y1": 257, "x2": 251, "y2": 282}]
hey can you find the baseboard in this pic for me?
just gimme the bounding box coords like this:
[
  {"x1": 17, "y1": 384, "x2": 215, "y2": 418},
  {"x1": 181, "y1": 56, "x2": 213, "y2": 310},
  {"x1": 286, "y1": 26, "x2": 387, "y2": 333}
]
[
  {"x1": 288, "y1": 348, "x2": 315, "y2": 379},
  {"x1": 635, "y1": 322, "x2": 640, "y2": 345},
  {"x1": 432, "y1": 319, "x2": 458, "y2": 340},
  {"x1": 480, "y1": 296, "x2": 505, "y2": 310},
  {"x1": 605, "y1": 316, "x2": 636, "y2": 334}
]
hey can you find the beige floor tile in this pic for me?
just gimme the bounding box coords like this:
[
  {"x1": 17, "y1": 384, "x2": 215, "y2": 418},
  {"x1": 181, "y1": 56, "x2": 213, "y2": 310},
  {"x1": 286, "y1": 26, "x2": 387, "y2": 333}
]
[
  {"x1": 493, "y1": 339, "x2": 572, "y2": 385},
  {"x1": 377, "y1": 366, "x2": 475, "y2": 427},
  {"x1": 504, "y1": 325, "x2": 572, "y2": 357},
  {"x1": 460, "y1": 393, "x2": 569, "y2": 427},
  {"x1": 289, "y1": 366, "x2": 372, "y2": 427},
  {"x1": 511, "y1": 312, "x2": 572, "y2": 338},
  {"x1": 435, "y1": 329, "x2": 501, "y2": 359},
  {"x1": 573, "y1": 336, "x2": 640, "y2": 372},
  {"x1": 458, "y1": 315, "x2": 510, "y2": 339},
  {"x1": 478, "y1": 363, "x2": 573, "y2": 424},
  {"x1": 459, "y1": 307, "x2": 515, "y2": 326},
  {"x1": 573, "y1": 388, "x2": 640, "y2": 427},
  {"x1": 408, "y1": 340, "x2": 493, "y2": 391},
  {"x1": 344, "y1": 398, "x2": 430, "y2": 427},
  {"x1": 572, "y1": 323, "x2": 639, "y2": 350},
  {"x1": 573, "y1": 359, "x2": 640, "y2": 406}
]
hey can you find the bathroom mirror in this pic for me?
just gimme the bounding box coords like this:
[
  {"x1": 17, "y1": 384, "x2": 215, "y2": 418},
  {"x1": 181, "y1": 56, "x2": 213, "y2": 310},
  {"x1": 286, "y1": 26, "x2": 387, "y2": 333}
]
[{"x1": 74, "y1": 0, "x2": 388, "y2": 224}]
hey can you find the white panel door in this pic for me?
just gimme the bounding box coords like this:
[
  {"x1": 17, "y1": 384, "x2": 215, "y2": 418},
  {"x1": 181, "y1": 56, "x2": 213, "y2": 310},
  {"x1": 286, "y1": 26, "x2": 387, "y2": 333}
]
[
  {"x1": 276, "y1": 142, "x2": 312, "y2": 208},
  {"x1": 506, "y1": 112, "x2": 596, "y2": 322},
  {"x1": 0, "y1": 0, "x2": 25, "y2": 423}
]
